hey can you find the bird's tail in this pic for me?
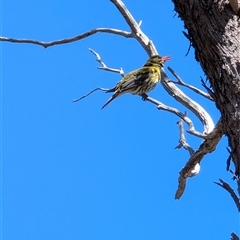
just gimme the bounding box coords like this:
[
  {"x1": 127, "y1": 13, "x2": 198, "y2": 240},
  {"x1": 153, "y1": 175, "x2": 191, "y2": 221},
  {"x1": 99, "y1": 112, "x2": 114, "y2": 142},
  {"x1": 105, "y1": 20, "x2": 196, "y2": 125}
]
[
  {"x1": 101, "y1": 95, "x2": 116, "y2": 109},
  {"x1": 101, "y1": 87, "x2": 117, "y2": 109}
]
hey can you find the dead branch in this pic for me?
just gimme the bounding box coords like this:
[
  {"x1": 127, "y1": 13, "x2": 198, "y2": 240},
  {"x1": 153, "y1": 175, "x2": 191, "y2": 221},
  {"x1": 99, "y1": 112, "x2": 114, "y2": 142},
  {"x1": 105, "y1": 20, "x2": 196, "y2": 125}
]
[
  {"x1": 175, "y1": 119, "x2": 195, "y2": 155},
  {"x1": 110, "y1": 0, "x2": 157, "y2": 56},
  {"x1": 229, "y1": 170, "x2": 240, "y2": 197},
  {"x1": 161, "y1": 70, "x2": 215, "y2": 135},
  {"x1": 182, "y1": 31, "x2": 192, "y2": 57},
  {"x1": 73, "y1": 87, "x2": 109, "y2": 102},
  {"x1": 175, "y1": 117, "x2": 224, "y2": 199},
  {"x1": 175, "y1": 119, "x2": 200, "y2": 176},
  {"x1": 0, "y1": 28, "x2": 132, "y2": 48},
  {"x1": 168, "y1": 66, "x2": 214, "y2": 101},
  {"x1": 143, "y1": 95, "x2": 206, "y2": 138},
  {"x1": 89, "y1": 48, "x2": 125, "y2": 76},
  {"x1": 214, "y1": 179, "x2": 240, "y2": 212}
]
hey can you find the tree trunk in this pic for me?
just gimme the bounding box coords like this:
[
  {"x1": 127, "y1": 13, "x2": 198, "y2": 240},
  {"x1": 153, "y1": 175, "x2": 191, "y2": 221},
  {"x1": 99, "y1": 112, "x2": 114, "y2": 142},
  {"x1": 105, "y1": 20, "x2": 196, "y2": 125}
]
[{"x1": 172, "y1": 0, "x2": 240, "y2": 176}]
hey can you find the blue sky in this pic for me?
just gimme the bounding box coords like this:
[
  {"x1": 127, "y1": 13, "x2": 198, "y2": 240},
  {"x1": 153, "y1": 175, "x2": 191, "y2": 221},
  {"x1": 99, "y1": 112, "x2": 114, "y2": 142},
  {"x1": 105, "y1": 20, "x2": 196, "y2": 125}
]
[{"x1": 2, "y1": 0, "x2": 239, "y2": 239}]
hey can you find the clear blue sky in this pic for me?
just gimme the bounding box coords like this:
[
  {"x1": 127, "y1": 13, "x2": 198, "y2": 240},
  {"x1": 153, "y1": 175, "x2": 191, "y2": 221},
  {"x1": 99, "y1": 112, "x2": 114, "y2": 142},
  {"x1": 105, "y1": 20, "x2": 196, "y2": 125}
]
[{"x1": 2, "y1": 0, "x2": 239, "y2": 239}]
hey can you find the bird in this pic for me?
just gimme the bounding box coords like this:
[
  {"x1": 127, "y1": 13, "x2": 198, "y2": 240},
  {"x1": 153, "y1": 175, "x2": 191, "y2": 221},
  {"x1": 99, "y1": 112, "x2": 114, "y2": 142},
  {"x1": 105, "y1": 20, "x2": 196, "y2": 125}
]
[{"x1": 101, "y1": 55, "x2": 170, "y2": 109}]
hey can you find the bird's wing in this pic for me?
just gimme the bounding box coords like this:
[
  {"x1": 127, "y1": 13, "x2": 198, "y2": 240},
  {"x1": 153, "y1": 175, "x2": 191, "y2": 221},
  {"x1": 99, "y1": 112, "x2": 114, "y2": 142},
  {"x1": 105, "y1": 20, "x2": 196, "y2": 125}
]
[{"x1": 118, "y1": 68, "x2": 153, "y2": 91}]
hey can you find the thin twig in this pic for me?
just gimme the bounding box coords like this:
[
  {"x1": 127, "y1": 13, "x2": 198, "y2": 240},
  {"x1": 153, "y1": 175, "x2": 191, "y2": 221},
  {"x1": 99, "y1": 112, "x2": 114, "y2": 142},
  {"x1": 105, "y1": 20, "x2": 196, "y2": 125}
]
[
  {"x1": 168, "y1": 67, "x2": 214, "y2": 101},
  {"x1": 201, "y1": 77, "x2": 216, "y2": 101},
  {"x1": 175, "y1": 119, "x2": 195, "y2": 155},
  {"x1": 214, "y1": 179, "x2": 240, "y2": 212},
  {"x1": 229, "y1": 169, "x2": 240, "y2": 196},
  {"x1": 0, "y1": 28, "x2": 132, "y2": 48},
  {"x1": 143, "y1": 95, "x2": 207, "y2": 138},
  {"x1": 175, "y1": 119, "x2": 200, "y2": 177},
  {"x1": 226, "y1": 147, "x2": 233, "y2": 172},
  {"x1": 89, "y1": 48, "x2": 125, "y2": 76},
  {"x1": 73, "y1": 87, "x2": 109, "y2": 102},
  {"x1": 182, "y1": 31, "x2": 192, "y2": 56}
]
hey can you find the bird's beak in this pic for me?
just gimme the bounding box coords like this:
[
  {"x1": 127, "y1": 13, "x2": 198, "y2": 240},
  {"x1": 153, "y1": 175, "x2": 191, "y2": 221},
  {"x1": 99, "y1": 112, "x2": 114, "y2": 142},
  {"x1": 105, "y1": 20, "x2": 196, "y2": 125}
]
[{"x1": 162, "y1": 56, "x2": 171, "y2": 62}]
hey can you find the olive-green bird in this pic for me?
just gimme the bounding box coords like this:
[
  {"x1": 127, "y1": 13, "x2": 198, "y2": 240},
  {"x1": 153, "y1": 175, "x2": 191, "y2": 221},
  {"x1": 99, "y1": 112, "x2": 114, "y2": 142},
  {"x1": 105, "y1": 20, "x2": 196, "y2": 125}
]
[{"x1": 102, "y1": 55, "x2": 170, "y2": 109}]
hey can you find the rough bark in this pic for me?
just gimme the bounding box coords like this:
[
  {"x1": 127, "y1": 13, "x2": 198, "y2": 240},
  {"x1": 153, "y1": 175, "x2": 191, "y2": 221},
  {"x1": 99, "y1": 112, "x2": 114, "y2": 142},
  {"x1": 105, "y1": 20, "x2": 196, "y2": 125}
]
[{"x1": 172, "y1": 0, "x2": 240, "y2": 176}]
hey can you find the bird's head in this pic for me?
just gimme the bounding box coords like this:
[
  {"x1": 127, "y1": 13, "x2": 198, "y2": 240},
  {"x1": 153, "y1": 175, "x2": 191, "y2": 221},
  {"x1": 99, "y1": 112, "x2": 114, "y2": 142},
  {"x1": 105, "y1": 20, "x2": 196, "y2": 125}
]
[{"x1": 144, "y1": 55, "x2": 171, "y2": 67}]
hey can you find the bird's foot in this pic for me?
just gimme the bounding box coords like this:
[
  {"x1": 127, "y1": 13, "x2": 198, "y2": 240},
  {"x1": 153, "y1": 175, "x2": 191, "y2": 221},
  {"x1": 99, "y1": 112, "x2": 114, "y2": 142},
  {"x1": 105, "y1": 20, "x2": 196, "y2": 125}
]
[{"x1": 141, "y1": 93, "x2": 148, "y2": 101}]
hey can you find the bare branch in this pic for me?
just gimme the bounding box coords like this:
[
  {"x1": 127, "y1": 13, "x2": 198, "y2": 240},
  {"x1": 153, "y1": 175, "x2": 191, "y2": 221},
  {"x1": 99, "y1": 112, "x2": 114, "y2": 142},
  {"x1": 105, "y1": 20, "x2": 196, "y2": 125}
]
[
  {"x1": 110, "y1": 0, "x2": 158, "y2": 56},
  {"x1": 89, "y1": 48, "x2": 125, "y2": 76},
  {"x1": 142, "y1": 95, "x2": 206, "y2": 138},
  {"x1": 201, "y1": 77, "x2": 217, "y2": 101},
  {"x1": 229, "y1": 170, "x2": 240, "y2": 197},
  {"x1": 175, "y1": 117, "x2": 224, "y2": 199},
  {"x1": 73, "y1": 87, "x2": 109, "y2": 103},
  {"x1": 161, "y1": 70, "x2": 215, "y2": 135},
  {"x1": 175, "y1": 119, "x2": 195, "y2": 155},
  {"x1": 214, "y1": 179, "x2": 240, "y2": 211},
  {"x1": 175, "y1": 119, "x2": 200, "y2": 176},
  {"x1": 182, "y1": 31, "x2": 192, "y2": 57},
  {"x1": 168, "y1": 66, "x2": 214, "y2": 101},
  {"x1": 226, "y1": 147, "x2": 232, "y2": 171},
  {"x1": 226, "y1": 149, "x2": 240, "y2": 198},
  {"x1": 0, "y1": 28, "x2": 132, "y2": 48}
]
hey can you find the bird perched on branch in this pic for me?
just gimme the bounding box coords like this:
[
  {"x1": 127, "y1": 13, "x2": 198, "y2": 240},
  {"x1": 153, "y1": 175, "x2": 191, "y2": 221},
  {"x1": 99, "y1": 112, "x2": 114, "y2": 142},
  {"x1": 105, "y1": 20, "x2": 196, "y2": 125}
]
[{"x1": 101, "y1": 55, "x2": 171, "y2": 109}]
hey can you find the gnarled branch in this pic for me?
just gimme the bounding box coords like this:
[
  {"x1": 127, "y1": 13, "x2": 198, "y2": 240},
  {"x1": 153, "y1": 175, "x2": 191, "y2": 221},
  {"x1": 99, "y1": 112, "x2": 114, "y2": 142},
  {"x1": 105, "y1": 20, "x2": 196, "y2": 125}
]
[{"x1": 175, "y1": 118, "x2": 224, "y2": 199}]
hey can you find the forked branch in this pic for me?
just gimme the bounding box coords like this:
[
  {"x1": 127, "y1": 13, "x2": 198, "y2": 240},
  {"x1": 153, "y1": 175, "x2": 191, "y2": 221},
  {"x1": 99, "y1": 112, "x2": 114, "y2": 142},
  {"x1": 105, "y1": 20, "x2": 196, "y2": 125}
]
[{"x1": 168, "y1": 67, "x2": 214, "y2": 101}]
